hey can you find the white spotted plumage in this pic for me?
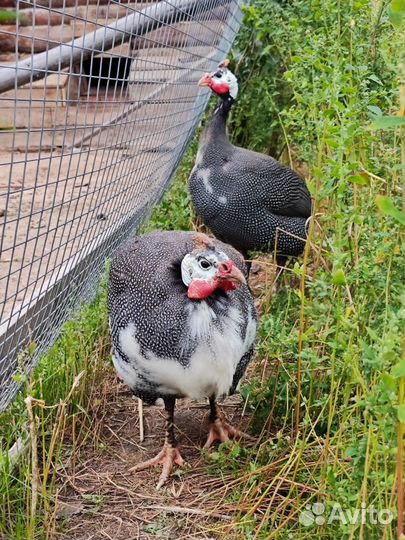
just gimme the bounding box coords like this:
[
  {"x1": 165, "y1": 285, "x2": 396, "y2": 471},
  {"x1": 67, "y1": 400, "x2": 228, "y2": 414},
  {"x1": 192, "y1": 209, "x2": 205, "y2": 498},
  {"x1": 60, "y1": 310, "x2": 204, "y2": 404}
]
[
  {"x1": 189, "y1": 65, "x2": 312, "y2": 257},
  {"x1": 113, "y1": 303, "x2": 255, "y2": 400},
  {"x1": 108, "y1": 231, "x2": 257, "y2": 405},
  {"x1": 196, "y1": 167, "x2": 213, "y2": 194}
]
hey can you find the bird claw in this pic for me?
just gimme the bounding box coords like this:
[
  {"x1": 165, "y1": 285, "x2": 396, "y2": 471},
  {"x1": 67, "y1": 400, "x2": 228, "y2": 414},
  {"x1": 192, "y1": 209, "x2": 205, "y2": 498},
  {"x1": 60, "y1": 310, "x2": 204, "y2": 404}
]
[
  {"x1": 204, "y1": 418, "x2": 253, "y2": 448},
  {"x1": 129, "y1": 442, "x2": 184, "y2": 490}
]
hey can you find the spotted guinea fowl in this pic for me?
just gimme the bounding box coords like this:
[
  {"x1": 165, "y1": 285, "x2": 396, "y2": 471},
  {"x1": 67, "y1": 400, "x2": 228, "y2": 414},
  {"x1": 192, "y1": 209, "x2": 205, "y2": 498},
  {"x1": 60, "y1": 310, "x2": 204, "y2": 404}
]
[
  {"x1": 108, "y1": 231, "x2": 257, "y2": 488},
  {"x1": 189, "y1": 60, "x2": 312, "y2": 261}
]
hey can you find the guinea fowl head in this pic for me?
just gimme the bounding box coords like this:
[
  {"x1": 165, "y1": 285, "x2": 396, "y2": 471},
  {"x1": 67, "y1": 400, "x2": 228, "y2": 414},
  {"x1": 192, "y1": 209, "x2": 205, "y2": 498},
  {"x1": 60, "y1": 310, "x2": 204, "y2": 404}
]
[
  {"x1": 198, "y1": 59, "x2": 238, "y2": 107},
  {"x1": 181, "y1": 244, "x2": 246, "y2": 300}
]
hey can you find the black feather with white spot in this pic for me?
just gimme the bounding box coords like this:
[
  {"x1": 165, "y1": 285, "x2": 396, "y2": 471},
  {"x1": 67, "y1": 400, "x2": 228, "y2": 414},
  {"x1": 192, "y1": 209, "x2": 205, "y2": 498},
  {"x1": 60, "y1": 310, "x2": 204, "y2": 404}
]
[
  {"x1": 189, "y1": 81, "x2": 312, "y2": 257},
  {"x1": 108, "y1": 231, "x2": 257, "y2": 405}
]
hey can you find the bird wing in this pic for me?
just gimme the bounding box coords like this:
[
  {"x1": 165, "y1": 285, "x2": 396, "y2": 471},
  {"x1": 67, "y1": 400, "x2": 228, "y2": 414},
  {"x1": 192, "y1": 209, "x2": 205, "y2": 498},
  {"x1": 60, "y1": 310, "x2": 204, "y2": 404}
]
[
  {"x1": 224, "y1": 146, "x2": 312, "y2": 218},
  {"x1": 230, "y1": 347, "x2": 255, "y2": 395}
]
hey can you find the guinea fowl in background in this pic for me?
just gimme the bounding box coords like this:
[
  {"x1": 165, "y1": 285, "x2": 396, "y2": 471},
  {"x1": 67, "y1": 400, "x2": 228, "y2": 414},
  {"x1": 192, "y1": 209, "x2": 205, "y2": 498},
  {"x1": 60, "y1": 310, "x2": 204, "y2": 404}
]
[
  {"x1": 189, "y1": 60, "x2": 312, "y2": 265},
  {"x1": 108, "y1": 231, "x2": 257, "y2": 488}
]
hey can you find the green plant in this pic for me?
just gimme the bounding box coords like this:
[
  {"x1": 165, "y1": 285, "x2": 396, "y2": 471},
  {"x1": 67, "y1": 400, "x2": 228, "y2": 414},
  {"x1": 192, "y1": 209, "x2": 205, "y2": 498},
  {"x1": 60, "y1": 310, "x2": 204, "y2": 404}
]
[
  {"x1": 0, "y1": 281, "x2": 111, "y2": 539},
  {"x1": 0, "y1": 10, "x2": 21, "y2": 24},
  {"x1": 203, "y1": 0, "x2": 405, "y2": 538},
  {"x1": 141, "y1": 140, "x2": 198, "y2": 233}
]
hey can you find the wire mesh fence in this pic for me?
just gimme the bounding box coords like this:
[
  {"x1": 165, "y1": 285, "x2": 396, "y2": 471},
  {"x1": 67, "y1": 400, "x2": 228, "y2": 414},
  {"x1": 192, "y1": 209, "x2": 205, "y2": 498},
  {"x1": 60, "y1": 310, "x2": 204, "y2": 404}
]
[{"x1": 0, "y1": 0, "x2": 244, "y2": 412}]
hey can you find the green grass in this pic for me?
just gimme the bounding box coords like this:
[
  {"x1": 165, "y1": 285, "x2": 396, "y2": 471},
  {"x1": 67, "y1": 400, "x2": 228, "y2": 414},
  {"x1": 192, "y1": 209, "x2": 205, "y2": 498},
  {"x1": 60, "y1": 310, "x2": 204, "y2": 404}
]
[
  {"x1": 1, "y1": 1, "x2": 405, "y2": 538},
  {"x1": 0, "y1": 10, "x2": 21, "y2": 24},
  {"x1": 141, "y1": 139, "x2": 197, "y2": 234},
  {"x1": 0, "y1": 280, "x2": 111, "y2": 538}
]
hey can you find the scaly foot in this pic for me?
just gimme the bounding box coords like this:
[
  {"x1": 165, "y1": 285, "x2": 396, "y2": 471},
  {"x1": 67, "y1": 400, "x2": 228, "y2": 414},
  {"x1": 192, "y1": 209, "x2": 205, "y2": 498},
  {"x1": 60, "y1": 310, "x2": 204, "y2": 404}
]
[
  {"x1": 204, "y1": 417, "x2": 253, "y2": 448},
  {"x1": 129, "y1": 442, "x2": 184, "y2": 489}
]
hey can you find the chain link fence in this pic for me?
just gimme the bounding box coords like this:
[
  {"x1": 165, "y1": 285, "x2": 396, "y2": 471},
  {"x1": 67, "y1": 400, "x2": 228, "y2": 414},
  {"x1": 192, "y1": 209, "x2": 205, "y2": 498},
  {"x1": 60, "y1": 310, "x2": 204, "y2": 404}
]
[{"x1": 0, "y1": 0, "x2": 244, "y2": 412}]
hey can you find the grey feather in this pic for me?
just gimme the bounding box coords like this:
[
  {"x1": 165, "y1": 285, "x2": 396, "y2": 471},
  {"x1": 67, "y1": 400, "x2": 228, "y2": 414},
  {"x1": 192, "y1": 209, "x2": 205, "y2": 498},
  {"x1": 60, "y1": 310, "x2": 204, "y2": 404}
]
[
  {"x1": 189, "y1": 99, "x2": 312, "y2": 256},
  {"x1": 108, "y1": 231, "x2": 257, "y2": 404}
]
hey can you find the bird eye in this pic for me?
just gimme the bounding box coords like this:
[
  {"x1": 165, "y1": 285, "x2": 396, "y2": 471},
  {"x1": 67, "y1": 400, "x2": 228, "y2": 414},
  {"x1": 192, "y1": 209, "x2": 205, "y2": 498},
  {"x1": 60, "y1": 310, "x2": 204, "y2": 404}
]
[
  {"x1": 214, "y1": 70, "x2": 223, "y2": 78},
  {"x1": 199, "y1": 259, "x2": 212, "y2": 270}
]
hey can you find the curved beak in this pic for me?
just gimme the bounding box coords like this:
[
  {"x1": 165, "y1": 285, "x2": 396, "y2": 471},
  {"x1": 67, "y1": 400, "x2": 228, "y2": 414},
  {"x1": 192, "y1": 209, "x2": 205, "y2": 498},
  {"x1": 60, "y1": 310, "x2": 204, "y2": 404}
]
[
  {"x1": 198, "y1": 73, "x2": 212, "y2": 87},
  {"x1": 218, "y1": 261, "x2": 246, "y2": 286}
]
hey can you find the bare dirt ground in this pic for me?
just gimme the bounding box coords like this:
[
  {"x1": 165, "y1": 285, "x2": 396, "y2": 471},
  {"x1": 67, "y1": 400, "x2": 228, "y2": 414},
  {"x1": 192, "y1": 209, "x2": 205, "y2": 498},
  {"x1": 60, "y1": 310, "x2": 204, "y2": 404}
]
[
  {"x1": 54, "y1": 264, "x2": 272, "y2": 540},
  {"x1": 57, "y1": 387, "x2": 252, "y2": 540}
]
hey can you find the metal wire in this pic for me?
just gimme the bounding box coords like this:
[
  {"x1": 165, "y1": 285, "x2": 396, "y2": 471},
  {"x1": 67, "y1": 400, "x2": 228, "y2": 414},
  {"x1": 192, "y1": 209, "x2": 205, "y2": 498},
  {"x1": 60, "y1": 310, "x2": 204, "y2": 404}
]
[{"x1": 0, "y1": 0, "x2": 244, "y2": 412}]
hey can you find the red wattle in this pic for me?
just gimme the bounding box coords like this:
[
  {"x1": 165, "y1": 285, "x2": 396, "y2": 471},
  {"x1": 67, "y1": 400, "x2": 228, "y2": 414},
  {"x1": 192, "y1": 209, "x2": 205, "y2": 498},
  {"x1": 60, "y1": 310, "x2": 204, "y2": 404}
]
[
  {"x1": 188, "y1": 279, "x2": 218, "y2": 300},
  {"x1": 210, "y1": 81, "x2": 230, "y2": 95},
  {"x1": 220, "y1": 281, "x2": 237, "y2": 292}
]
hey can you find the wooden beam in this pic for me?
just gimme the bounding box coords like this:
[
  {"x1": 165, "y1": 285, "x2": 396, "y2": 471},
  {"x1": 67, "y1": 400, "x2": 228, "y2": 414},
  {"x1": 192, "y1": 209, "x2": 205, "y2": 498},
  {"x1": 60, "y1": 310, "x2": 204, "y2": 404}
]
[{"x1": 0, "y1": 0, "x2": 230, "y2": 94}]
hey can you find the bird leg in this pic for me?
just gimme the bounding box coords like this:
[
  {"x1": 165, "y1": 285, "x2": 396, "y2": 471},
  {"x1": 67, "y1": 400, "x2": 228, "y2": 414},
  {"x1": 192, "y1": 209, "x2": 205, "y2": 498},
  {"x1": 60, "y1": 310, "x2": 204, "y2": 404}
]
[
  {"x1": 204, "y1": 397, "x2": 253, "y2": 448},
  {"x1": 137, "y1": 398, "x2": 144, "y2": 442},
  {"x1": 129, "y1": 397, "x2": 184, "y2": 489},
  {"x1": 275, "y1": 255, "x2": 288, "y2": 272}
]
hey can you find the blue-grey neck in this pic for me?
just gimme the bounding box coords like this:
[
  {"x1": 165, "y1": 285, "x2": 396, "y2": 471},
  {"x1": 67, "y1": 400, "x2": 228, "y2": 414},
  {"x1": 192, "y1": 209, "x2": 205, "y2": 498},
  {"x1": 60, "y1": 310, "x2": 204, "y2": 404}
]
[{"x1": 199, "y1": 96, "x2": 234, "y2": 163}]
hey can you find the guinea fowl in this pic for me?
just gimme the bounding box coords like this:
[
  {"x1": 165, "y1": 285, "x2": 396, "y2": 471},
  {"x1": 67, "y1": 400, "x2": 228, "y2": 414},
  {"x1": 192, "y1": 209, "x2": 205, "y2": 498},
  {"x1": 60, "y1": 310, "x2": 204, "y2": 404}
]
[
  {"x1": 108, "y1": 231, "x2": 257, "y2": 488},
  {"x1": 189, "y1": 60, "x2": 312, "y2": 262}
]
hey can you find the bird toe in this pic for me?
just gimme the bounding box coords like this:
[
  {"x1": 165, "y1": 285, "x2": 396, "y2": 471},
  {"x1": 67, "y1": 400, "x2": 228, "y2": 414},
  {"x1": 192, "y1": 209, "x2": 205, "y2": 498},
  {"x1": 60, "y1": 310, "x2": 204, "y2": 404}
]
[
  {"x1": 130, "y1": 442, "x2": 184, "y2": 489},
  {"x1": 204, "y1": 418, "x2": 253, "y2": 448}
]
